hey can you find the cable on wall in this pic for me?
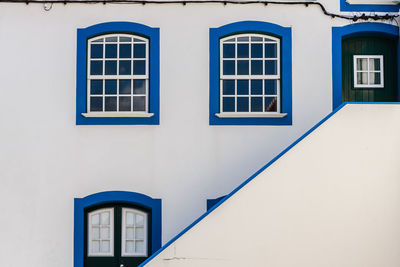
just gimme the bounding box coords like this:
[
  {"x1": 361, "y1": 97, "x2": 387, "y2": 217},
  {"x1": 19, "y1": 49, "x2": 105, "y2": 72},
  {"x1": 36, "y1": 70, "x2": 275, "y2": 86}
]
[{"x1": 3, "y1": 0, "x2": 399, "y2": 21}]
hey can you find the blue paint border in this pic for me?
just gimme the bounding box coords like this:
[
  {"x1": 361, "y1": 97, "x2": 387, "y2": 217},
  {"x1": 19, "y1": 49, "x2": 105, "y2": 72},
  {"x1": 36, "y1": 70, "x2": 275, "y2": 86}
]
[
  {"x1": 209, "y1": 21, "x2": 292, "y2": 125},
  {"x1": 332, "y1": 22, "x2": 399, "y2": 110},
  {"x1": 74, "y1": 191, "x2": 162, "y2": 267},
  {"x1": 76, "y1": 22, "x2": 160, "y2": 125},
  {"x1": 340, "y1": 0, "x2": 399, "y2": 12},
  {"x1": 140, "y1": 102, "x2": 399, "y2": 266}
]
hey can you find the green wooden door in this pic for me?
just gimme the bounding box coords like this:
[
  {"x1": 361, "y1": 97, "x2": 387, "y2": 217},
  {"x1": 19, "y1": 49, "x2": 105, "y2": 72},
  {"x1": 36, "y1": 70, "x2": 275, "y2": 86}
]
[
  {"x1": 84, "y1": 204, "x2": 151, "y2": 267},
  {"x1": 342, "y1": 36, "x2": 398, "y2": 102}
]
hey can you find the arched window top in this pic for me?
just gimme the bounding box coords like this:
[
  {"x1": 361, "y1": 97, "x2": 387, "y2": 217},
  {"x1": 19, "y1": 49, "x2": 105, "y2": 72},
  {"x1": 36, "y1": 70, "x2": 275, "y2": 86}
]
[
  {"x1": 89, "y1": 33, "x2": 148, "y2": 43},
  {"x1": 220, "y1": 33, "x2": 280, "y2": 43}
]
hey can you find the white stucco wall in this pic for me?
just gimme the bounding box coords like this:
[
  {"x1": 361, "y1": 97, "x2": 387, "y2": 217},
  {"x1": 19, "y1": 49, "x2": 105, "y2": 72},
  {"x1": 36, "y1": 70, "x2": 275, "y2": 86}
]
[
  {"x1": 0, "y1": 1, "x2": 397, "y2": 266},
  {"x1": 144, "y1": 104, "x2": 400, "y2": 267}
]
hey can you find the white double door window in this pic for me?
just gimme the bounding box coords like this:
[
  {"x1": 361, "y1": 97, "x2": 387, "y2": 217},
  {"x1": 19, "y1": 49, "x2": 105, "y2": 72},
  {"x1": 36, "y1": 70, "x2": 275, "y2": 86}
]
[{"x1": 87, "y1": 207, "x2": 148, "y2": 257}]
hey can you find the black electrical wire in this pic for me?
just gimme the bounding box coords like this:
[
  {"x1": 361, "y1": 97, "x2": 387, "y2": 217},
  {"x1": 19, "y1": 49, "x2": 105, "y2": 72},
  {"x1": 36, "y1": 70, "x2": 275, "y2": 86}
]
[{"x1": 1, "y1": 0, "x2": 399, "y2": 21}]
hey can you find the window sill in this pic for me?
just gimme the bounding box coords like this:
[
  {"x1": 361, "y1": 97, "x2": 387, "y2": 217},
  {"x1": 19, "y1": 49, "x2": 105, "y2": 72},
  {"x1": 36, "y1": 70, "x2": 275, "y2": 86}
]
[
  {"x1": 215, "y1": 113, "x2": 287, "y2": 118},
  {"x1": 81, "y1": 113, "x2": 154, "y2": 118}
]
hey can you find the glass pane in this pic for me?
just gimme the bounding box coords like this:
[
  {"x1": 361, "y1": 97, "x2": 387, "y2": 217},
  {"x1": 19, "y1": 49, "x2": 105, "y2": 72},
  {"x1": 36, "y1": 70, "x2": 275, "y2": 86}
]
[
  {"x1": 265, "y1": 43, "x2": 277, "y2": 58},
  {"x1": 135, "y1": 241, "x2": 145, "y2": 254},
  {"x1": 223, "y1": 44, "x2": 235, "y2": 58},
  {"x1": 90, "y1": 80, "x2": 103, "y2": 95},
  {"x1": 357, "y1": 58, "x2": 368, "y2": 71},
  {"x1": 90, "y1": 97, "x2": 102, "y2": 112},
  {"x1": 134, "y1": 38, "x2": 145, "y2": 43},
  {"x1": 119, "y1": 60, "x2": 131, "y2": 75},
  {"x1": 126, "y1": 241, "x2": 134, "y2": 253},
  {"x1": 251, "y1": 97, "x2": 263, "y2": 112},
  {"x1": 105, "y1": 60, "x2": 117, "y2": 75},
  {"x1": 119, "y1": 97, "x2": 131, "y2": 111},
  {"x1": 223, "y1": 60, "x2": 235, "y2": 75},
  {"x1": 251, "y1": 44, "x2": 262, "y2": 58},
  {"x1": 100, "y1": 227, "x2": 110, "y2": 239},
  {"x1": 101, "y1": 212, "x2": 110, "y2": 225},
  {"x1": 119, "y1": 80, "x2": 131, "y2": 94},
  {"x1": 265, "y1": 97, "x2": 277, "y2": 112},
  {"x1": 100, "y1": 241, "x2": 110, "y2": 253},
  {"x1": 136, "y1": 214, "x2": 144, "y2": 226},
  {"x1": 251, "y1": 60, "x2": 263, "y2": 75},
  {"x1": 237, "y1": 80, "x2": 249, "y2": 95},
  {"x1": 133, "y1": 80, "x2": 146, "y2": 94},
  {"x1": 105, "y1": 80, "x2": 117, "y2": 94},
  {"x1": 92, "y1": 227, "x2": 100, "y2": 239},
  {"x1": 370, "y1": 58, "x2": 380, "y2": 71},
  {"x1": 126, "y1": 227, "x2": 134, "y2": 240},
  {"x1": 90, "y1": 61, "x2": 103, "y2": 75},
  {"x1": 357, "y1": 72, "x2": 368, "y2": 85},
  {"x1": 120, "y1": 44, "x2": 132, "y2": 58},
  {"x1": 222, "y1": 97, "x2": 235, "y2": 112},
  {"x1": 237, "y1": 44, "x2": 249, "y2": 58},
  {"x1": 126, "y1": 212, "x2": 134, "y2": 226},
  {"x1": 105, "y1": 44, "x2": 117, "y2": 58},
  {"x1": 133, "y1": 60, "x2": 146, "y2": 75},
  {"x1": 237, "y1": 36, "x2": 249, "y2": 42},
  {"x1": 105, "y1": 36, "x2": 117, "y2": 42},
  {"x1": 237, "y1": 60, "x2": 249, "y2": 75},
  {"x1": 251, "y1": 36, "x2": 263, "y2": 42},
  {"x1": 265, "y1": 60, "x2": 277, "y2": 75},
  {"x1": 251, "y1": 80, "x2": 262, "y2": 95},
  {"x1": 105, "y1": 97, "x2": 117, "y2": 111},
  {"x1": 133, "y1": 96, "x2": 146, "y2": 111},
  {"x1": 92, "y1": 241, "x2": 100, "y2": 253},
  {"x1": 120, "y1": 36, "x2": 131, "y2": 42},
  {"x1": 370, "y1": 72, "x2": 381, "y2": 85},
  {"x1": 135, "y1": 227, "x2": 145, "y2": 240},
  {"x1": 237, "y1": 97, "x2": 249, "y2": 112},
  {"x1": 265, "y1": 80, "x2": 277, "y2": 95},
  {"x1": 224, "y1": 38, "x2": 235, "y2": 42},
  {"x1": 222, "y1": 80, "x2": 235, "y2": 95},
  {"x1": 91, "y1": 44, "x2": 103, "y2": 59},
  {"x1": 92, "y1": 38, "x2": 103, "y2": 43},
  {"x1": 134, "y1": 44, "x2": 146, "y2": 58}
]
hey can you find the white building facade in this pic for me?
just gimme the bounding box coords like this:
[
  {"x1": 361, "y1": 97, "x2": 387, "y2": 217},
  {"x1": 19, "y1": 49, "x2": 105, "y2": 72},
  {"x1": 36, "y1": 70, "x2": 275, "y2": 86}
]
[{"x1": 0, "y1": 0, "x2": 398, "y2": 266}]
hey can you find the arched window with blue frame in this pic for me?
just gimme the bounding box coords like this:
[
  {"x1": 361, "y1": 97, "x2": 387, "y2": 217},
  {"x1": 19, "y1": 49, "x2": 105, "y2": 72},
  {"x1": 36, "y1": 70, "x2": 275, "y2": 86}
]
[
  {"x1": 209, "y1": 21, "x2": 292, "y2": 126},
  {"x1": 76, "y1": 22, "x2": 160, "y2": 125}
]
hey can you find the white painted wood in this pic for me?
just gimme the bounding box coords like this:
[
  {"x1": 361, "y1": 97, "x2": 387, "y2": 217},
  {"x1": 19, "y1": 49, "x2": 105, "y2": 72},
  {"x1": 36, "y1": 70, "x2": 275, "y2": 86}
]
[
  {"x1": 215, "y1": 113, "x2": 287, "y2": 118},
  {"x1": 81, "y1": 113, "x2": 154, "y2": 117}
]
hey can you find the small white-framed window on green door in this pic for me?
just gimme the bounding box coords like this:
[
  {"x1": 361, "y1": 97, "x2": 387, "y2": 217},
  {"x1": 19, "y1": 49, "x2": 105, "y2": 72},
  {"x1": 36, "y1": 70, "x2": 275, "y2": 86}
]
[
  {"x1": 121, "y1": 208, "x2": 148, "y2": 257},
  {"x1": 217, "y1": 33, "x2": 285, "y2": 118},
  {"x1": 353, "y1": 55, "x2": 384, "y2": 88},
  {"x1": 88, "y1": 208, "x2": 114, "y2": 256}
]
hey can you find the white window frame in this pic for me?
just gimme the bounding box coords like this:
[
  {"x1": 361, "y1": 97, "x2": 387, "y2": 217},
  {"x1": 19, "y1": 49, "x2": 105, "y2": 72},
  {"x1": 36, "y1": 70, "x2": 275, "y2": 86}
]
[
  {"x1": 87, "y1": 208, "x2": 114, "y2": 257},
  {"x1": 217, "y1": 33, "x2": 284, "y2": 117},
  {"x1": 84, "y1": 33, "x2": 152, "y2": 117},
  {"x1": 121, "y1": 208, "x2": 148, "y2": 257},
  {"x1": 353, "y1": 55, "x2": 384, "y2": 88}
]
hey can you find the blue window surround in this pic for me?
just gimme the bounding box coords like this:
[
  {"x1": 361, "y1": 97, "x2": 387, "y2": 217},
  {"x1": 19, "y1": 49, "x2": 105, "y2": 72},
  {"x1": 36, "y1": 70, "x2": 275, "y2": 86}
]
[
  {"x1": 340, "y1": 0, "x2": 400, "y2": 12},
  {"x1": 209, "y1": 21, "x2": 292, "y2": 126},
  {"x1": 76, "y1": 22, "x2": 160, "y2": 125},
  {"x1": 74, "y1": 191, "x2": 162, "y2": 267},
  {"x1": 332, "y1": 22, "x2": 400, "y2": 109},
  {"x1": 206, "y1": 195, "x2": 226, "y2": 211}
]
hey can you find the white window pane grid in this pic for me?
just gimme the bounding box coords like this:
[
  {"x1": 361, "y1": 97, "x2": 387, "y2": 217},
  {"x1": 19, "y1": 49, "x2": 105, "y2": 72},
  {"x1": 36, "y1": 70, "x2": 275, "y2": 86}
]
[
  {"x1": 87, "y1": 33, "x2": 149, "y2": 113},
  {"x1": 353, "y1": 55, "x2": 384, "y2": 88},
  {"x1": 219, "y1": 34, "x2": 281, "y2": 114},
  {"x1": 88, "y1": 208, "x2": 114, "y2": 257},
  {"x1": 121, "y1": 208, "x2": 147, "y2": 257}
]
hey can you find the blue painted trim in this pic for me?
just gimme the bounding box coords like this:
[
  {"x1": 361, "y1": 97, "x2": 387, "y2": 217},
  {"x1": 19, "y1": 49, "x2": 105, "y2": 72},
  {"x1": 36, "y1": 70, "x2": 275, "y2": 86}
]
[
  {"x1": 332, "y1": 22, "x2": 399, "y2": 110},
  {"x1": 206, "y1": 195, "x2": 227, "y2": 211},
  {"x1": 74, "y1": 191, "x2": 162, "y2": 267},
  {"x1": 141, "y1": 102, "x2": 389, "y2": 266},
  {"x1": 340, "y1": 0, "x2": 399, "y2": 12},
  {"x1": 76, "y1": 22, "x2": 160, "y2": 125},
  {"x1": 209, "y1": 21, "x2": 292, "y2": 125}
]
